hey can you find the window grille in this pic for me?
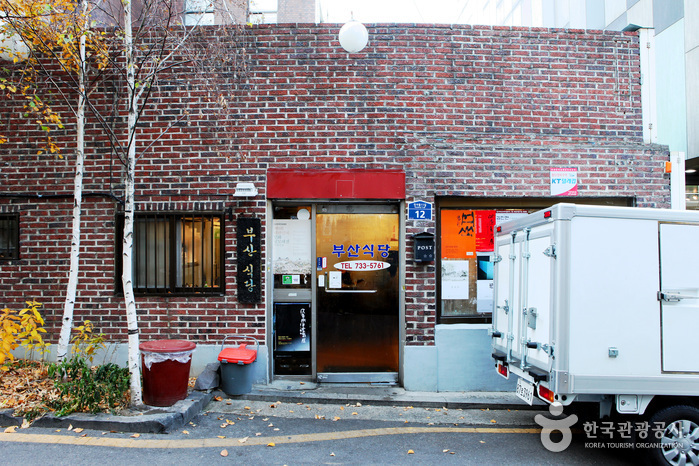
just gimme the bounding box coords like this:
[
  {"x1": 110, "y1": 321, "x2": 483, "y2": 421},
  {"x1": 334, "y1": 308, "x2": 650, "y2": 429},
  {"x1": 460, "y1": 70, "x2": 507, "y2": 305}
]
[
  {"x1": 117, "y1": 212, "x2": 223, "y2": 294},
  {"x1": 0, "y1": 214, "x2": 19, "y2": 260}
]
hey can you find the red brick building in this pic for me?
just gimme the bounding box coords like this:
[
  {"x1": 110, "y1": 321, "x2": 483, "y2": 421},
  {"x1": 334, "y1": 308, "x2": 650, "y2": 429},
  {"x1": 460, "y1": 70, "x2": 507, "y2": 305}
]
[{"x1": 0, "y1": 24, "x2": 669, "y2": 391}]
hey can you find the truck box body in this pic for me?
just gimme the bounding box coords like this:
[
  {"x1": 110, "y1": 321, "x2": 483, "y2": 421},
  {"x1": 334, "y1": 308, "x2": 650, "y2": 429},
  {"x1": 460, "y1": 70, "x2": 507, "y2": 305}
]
[{"x1": 491, "y1": 203, "x2": 699, "y2": 407}]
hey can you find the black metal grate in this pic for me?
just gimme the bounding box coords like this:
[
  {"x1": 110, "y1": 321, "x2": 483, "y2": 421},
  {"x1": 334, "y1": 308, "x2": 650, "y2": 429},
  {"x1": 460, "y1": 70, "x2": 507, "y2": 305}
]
[
  {"x1": 0, "y1": 214, "x2": 19, "y2": 260},
  {"x1": 117, "y1": 212, "x2": 223, "y2": 294}
]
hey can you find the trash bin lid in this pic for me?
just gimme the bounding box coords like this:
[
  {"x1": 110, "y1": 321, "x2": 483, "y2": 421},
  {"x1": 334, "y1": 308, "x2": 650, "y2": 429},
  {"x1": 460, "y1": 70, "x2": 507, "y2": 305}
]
[
  {"x1": 218, "y1": 345, "x2": 257, "y2": 364},
  {"x1": 140, "y1": 339, "x2": 196, "y2": 353}
]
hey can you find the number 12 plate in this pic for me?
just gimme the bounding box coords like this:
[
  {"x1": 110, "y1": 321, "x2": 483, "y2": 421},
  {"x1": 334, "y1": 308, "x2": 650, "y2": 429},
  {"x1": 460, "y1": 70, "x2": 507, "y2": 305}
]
[{"x1": 516, "y1": 378, "x2": 534, "y2": 405}]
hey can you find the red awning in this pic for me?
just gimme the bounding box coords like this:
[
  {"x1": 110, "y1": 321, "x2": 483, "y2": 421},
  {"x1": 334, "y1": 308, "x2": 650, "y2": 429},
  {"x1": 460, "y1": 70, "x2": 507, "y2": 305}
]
[{"x1": 267, "y1": 169, "x2": 405, "y2": 199}]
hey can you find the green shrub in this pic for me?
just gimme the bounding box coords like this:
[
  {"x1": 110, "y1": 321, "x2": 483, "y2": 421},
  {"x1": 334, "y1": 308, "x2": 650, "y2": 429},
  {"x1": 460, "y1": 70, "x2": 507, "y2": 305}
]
[
  {"x1": 46, "y1": 320, "x2": 129, "y2": 416},
  {"x1": 47, "y1": 356, "x2": 130, "y2": 416}
]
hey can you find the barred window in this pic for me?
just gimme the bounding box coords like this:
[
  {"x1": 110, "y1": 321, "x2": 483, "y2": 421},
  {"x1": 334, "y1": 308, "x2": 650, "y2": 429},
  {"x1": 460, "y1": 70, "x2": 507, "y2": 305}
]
[
  {"x1": 117, "y1": 213, "x2": 224, "y2": 294},
  {"x1": 0, "y1": 214, "x2": 19, "y2": 260}
]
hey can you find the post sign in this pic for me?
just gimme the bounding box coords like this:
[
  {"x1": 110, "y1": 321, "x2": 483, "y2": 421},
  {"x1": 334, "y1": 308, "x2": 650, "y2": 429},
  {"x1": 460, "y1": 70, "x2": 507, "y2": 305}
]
[
  {"x1": 408, "y1": 201, "x2": 433, "y2": 220},
  {"x1": 237, "y1": 217, "x2": 261, "y2": 303}
]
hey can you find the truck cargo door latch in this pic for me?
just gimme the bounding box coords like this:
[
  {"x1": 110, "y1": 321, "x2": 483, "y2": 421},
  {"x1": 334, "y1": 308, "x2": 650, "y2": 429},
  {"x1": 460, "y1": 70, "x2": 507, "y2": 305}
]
[
  {"x1": 526, "y1": 341, "x2": 554, "y2": 356},
  {"x1": 543, "y1": 245, "x2": 556, "y2": 258},
  {"x1": 658, "y1": 291, "x2": 682, "y2": 302}
]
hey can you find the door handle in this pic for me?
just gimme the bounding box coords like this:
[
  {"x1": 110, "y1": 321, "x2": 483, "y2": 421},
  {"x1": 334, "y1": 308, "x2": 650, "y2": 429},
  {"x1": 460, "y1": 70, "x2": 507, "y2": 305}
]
[{"x1": 658, "y1": 291, "x2": 699, "y2": 302}]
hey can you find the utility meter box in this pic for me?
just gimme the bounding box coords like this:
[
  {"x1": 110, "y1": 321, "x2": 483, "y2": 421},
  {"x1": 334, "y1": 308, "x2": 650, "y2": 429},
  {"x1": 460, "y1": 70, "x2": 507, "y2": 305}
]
[{"x1": 413, "y1": 232, "x2": 435, "y2": 262}]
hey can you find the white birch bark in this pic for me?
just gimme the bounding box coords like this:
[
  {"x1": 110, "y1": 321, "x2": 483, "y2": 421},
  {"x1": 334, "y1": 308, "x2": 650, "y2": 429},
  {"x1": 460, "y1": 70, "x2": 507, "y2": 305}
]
[
  {"x1": 122, "y1": 0, "x2": 143, "y2": 406},
  {"x1": 56, "y1": 0, "x2": 88, "y2": 362}
]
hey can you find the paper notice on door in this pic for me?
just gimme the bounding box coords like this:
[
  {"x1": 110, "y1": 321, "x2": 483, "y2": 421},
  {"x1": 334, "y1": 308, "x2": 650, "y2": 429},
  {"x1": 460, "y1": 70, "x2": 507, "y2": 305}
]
[
  {"x1": 328, "y1": 271, "x2": 342, "y2": 289},
  {"x1": 318, "y1": 274, "x2": 325, "y2": 288}
]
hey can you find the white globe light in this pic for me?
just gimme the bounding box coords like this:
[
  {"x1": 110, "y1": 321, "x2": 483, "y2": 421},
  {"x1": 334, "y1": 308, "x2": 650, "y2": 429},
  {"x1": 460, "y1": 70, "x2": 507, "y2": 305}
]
[{"x1": 338, "y1": 20, "x2": 368, "y2": 53}]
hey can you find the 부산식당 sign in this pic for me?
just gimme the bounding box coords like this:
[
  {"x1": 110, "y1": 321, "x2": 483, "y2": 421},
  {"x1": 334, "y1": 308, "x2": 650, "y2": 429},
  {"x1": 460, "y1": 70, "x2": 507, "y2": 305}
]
[{"x1": 237, "y1": 217, "x2": 261, "y2": 303}]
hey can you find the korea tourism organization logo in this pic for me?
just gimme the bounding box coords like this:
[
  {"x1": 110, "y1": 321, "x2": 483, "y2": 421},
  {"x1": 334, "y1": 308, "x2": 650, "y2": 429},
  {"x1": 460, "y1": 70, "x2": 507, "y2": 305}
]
[
  {"x1": 534, "y1": 403, "x2": 681, "y2": 453},
  {"x1": 535, "y1": 402, "x2": 578, "y2": 452}
]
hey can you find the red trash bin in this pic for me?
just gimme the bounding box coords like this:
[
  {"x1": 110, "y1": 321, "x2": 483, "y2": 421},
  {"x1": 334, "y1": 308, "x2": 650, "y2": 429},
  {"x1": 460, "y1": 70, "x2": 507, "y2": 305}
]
[{"x1": 140, "y1": 339, "x2": 196, "y2": 407}]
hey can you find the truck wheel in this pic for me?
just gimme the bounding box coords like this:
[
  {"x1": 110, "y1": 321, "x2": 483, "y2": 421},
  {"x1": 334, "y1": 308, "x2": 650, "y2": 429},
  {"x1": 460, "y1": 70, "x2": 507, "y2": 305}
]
[{"x1": 648, "y1": 405, "x2": 699, "y2": 466}]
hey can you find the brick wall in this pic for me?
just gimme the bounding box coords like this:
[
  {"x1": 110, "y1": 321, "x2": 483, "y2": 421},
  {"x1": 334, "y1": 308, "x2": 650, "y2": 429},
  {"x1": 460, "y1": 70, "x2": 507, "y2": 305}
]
[{"x1": 0, "y1": 24, "x2": 670, "y2": 347}]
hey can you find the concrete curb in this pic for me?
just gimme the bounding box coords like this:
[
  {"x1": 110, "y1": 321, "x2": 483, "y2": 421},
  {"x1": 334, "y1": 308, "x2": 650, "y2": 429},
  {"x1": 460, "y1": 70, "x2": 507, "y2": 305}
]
[
  {"x1": 225, "y1": 382, "x2": 545, "y2": 411},
  {"x1": 1, "y1": 391, "x2": 214, "y2": 434},
  {"x1": 0, "y1": 410, "x2": 23, "y2": 428},
  {"x1": 239, "y1": 389, "x2": 543, "y2": 410}
]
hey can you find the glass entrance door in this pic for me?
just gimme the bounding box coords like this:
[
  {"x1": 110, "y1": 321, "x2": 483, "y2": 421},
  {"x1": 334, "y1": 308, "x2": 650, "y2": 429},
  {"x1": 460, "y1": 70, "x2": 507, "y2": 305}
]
[{"x1": 315, "y1": 205, "x2": 400, "y2": 383}]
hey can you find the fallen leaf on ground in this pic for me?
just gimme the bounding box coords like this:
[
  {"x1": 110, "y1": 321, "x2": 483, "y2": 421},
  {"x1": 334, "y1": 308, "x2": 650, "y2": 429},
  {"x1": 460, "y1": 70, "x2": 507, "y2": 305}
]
[
  {"x1": 217, "y1": 436, "x2": 225, "y2": 439},
  {"x1": 73, "y1": 428, "x2": 84, "y2": 433},
  {"x1": 408, "y1": 450, "x2": 415, "y2": 454},
  {"x1": 214, "y1": 396, "x2": 222, "y2": 401},
  {"x1": 131, "y1": 433, "x2": 140, "y2": 438},
  {"x1": 4, "y1": 426, "x2": 17, "y2": 433},
  {"x1": 267, "y1": 442, "x2": 275, "y2": 447},
  {"x1": 182, "y1": 430, "x2": 189, "y2": 435},
  {"x1": 239, "y1": 437, "x2": 249, "y2": 443},
  {"x1": 220, "y1": 449, "x2": 228, "y2": 457}
]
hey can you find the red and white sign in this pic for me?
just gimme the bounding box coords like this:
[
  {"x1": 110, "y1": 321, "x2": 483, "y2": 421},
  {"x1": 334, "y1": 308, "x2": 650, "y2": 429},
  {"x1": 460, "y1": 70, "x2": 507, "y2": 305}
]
[{"x1": 550, "y1": 168, "x2": 578, "y2": 196}]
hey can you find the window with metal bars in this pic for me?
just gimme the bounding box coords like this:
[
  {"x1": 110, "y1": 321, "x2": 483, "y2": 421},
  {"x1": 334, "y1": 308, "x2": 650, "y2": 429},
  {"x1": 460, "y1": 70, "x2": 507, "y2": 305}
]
[
  {"x1": 116, "y1": 213, "x2": 224, "y2": 294},
  {"x1": 0, "y1": 214, "x2": 19, "y2": 260}
]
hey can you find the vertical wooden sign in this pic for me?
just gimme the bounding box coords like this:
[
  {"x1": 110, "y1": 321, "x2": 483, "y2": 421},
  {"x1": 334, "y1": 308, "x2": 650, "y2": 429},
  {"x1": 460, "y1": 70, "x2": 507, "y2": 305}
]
[{"x1": 237, "y1": 217, "x2": 261, "y2": 303}]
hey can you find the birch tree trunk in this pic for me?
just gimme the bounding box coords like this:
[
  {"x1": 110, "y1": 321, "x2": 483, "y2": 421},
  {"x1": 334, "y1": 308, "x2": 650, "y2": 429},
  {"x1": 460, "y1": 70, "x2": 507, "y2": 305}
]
[
  {"x1": 121, "y1": 0, "x2": 143, "y2": 406},
  {"x1": 56, "y1": 1, "x2": 88, "y2": 362}
]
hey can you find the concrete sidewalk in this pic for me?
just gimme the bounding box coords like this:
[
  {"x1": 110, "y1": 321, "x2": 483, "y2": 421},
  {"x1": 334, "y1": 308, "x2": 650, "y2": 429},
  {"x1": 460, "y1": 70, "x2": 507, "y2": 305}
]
[
  {"x1": 0, "y1": 383, "x2": 542, "y2": 434},
  {"x1": 243, "y1": 380, "x2": 542, "y2": 410}
]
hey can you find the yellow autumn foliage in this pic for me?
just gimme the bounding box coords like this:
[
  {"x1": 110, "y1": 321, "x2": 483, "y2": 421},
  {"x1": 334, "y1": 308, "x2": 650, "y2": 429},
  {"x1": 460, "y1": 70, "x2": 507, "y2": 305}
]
[
  {"x1": 0, "y1": 0, "x2": 109, "y2": 153},
  {"x1": 0, "y1": 301, "x2": 49, "y2": 371}
]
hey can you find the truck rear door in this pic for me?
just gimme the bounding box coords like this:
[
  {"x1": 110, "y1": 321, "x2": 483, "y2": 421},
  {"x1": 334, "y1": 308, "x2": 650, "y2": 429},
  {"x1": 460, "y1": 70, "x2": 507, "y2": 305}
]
[{"x1": 493, "y1": 221, "x2": 555, "y2": 375}]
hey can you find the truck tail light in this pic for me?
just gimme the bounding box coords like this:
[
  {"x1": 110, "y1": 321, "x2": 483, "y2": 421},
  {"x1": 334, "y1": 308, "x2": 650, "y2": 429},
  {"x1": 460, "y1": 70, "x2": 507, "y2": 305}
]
[
  {"x1": 538, "y1": 384, "x2": 555, "y2": 403},
  {"x1": 544, "y1": 210, "x2": 552, "y2": 219},
  {"x1": 497, "y1": 363, "x2": 509, "y2": 379}
]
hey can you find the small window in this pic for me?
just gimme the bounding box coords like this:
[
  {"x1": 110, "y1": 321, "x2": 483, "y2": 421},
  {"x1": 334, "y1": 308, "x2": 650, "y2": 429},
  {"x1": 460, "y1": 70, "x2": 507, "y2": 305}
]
[
  {"x1": 184, "y1": 0, "x2": 215, "y2": 25},
  {"x1": 116, "y1": 212, "x2": 224, "y2": 294},
  {"x1": 0, "y1": 214, "x2": 19, "y2": 260}
]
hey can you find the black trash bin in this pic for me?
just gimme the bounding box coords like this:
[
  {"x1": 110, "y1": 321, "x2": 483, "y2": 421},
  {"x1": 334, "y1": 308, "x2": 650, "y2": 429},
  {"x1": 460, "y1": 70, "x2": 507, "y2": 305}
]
[{"x1": 218, "y1": 336, "x2": 258, "y2": 396}]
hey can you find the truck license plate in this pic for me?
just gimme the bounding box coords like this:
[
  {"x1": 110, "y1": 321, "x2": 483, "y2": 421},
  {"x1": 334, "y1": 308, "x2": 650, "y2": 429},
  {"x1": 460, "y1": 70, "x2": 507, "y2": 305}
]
[{"x1": 516, "y1": 378, "x2": 534, "y2": 405}]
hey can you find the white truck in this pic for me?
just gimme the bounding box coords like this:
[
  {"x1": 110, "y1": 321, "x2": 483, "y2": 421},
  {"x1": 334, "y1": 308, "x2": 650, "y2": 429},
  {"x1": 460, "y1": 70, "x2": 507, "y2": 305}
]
[{"x1": 490, "y1": 203, "x2": 699, "y2": 465}]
